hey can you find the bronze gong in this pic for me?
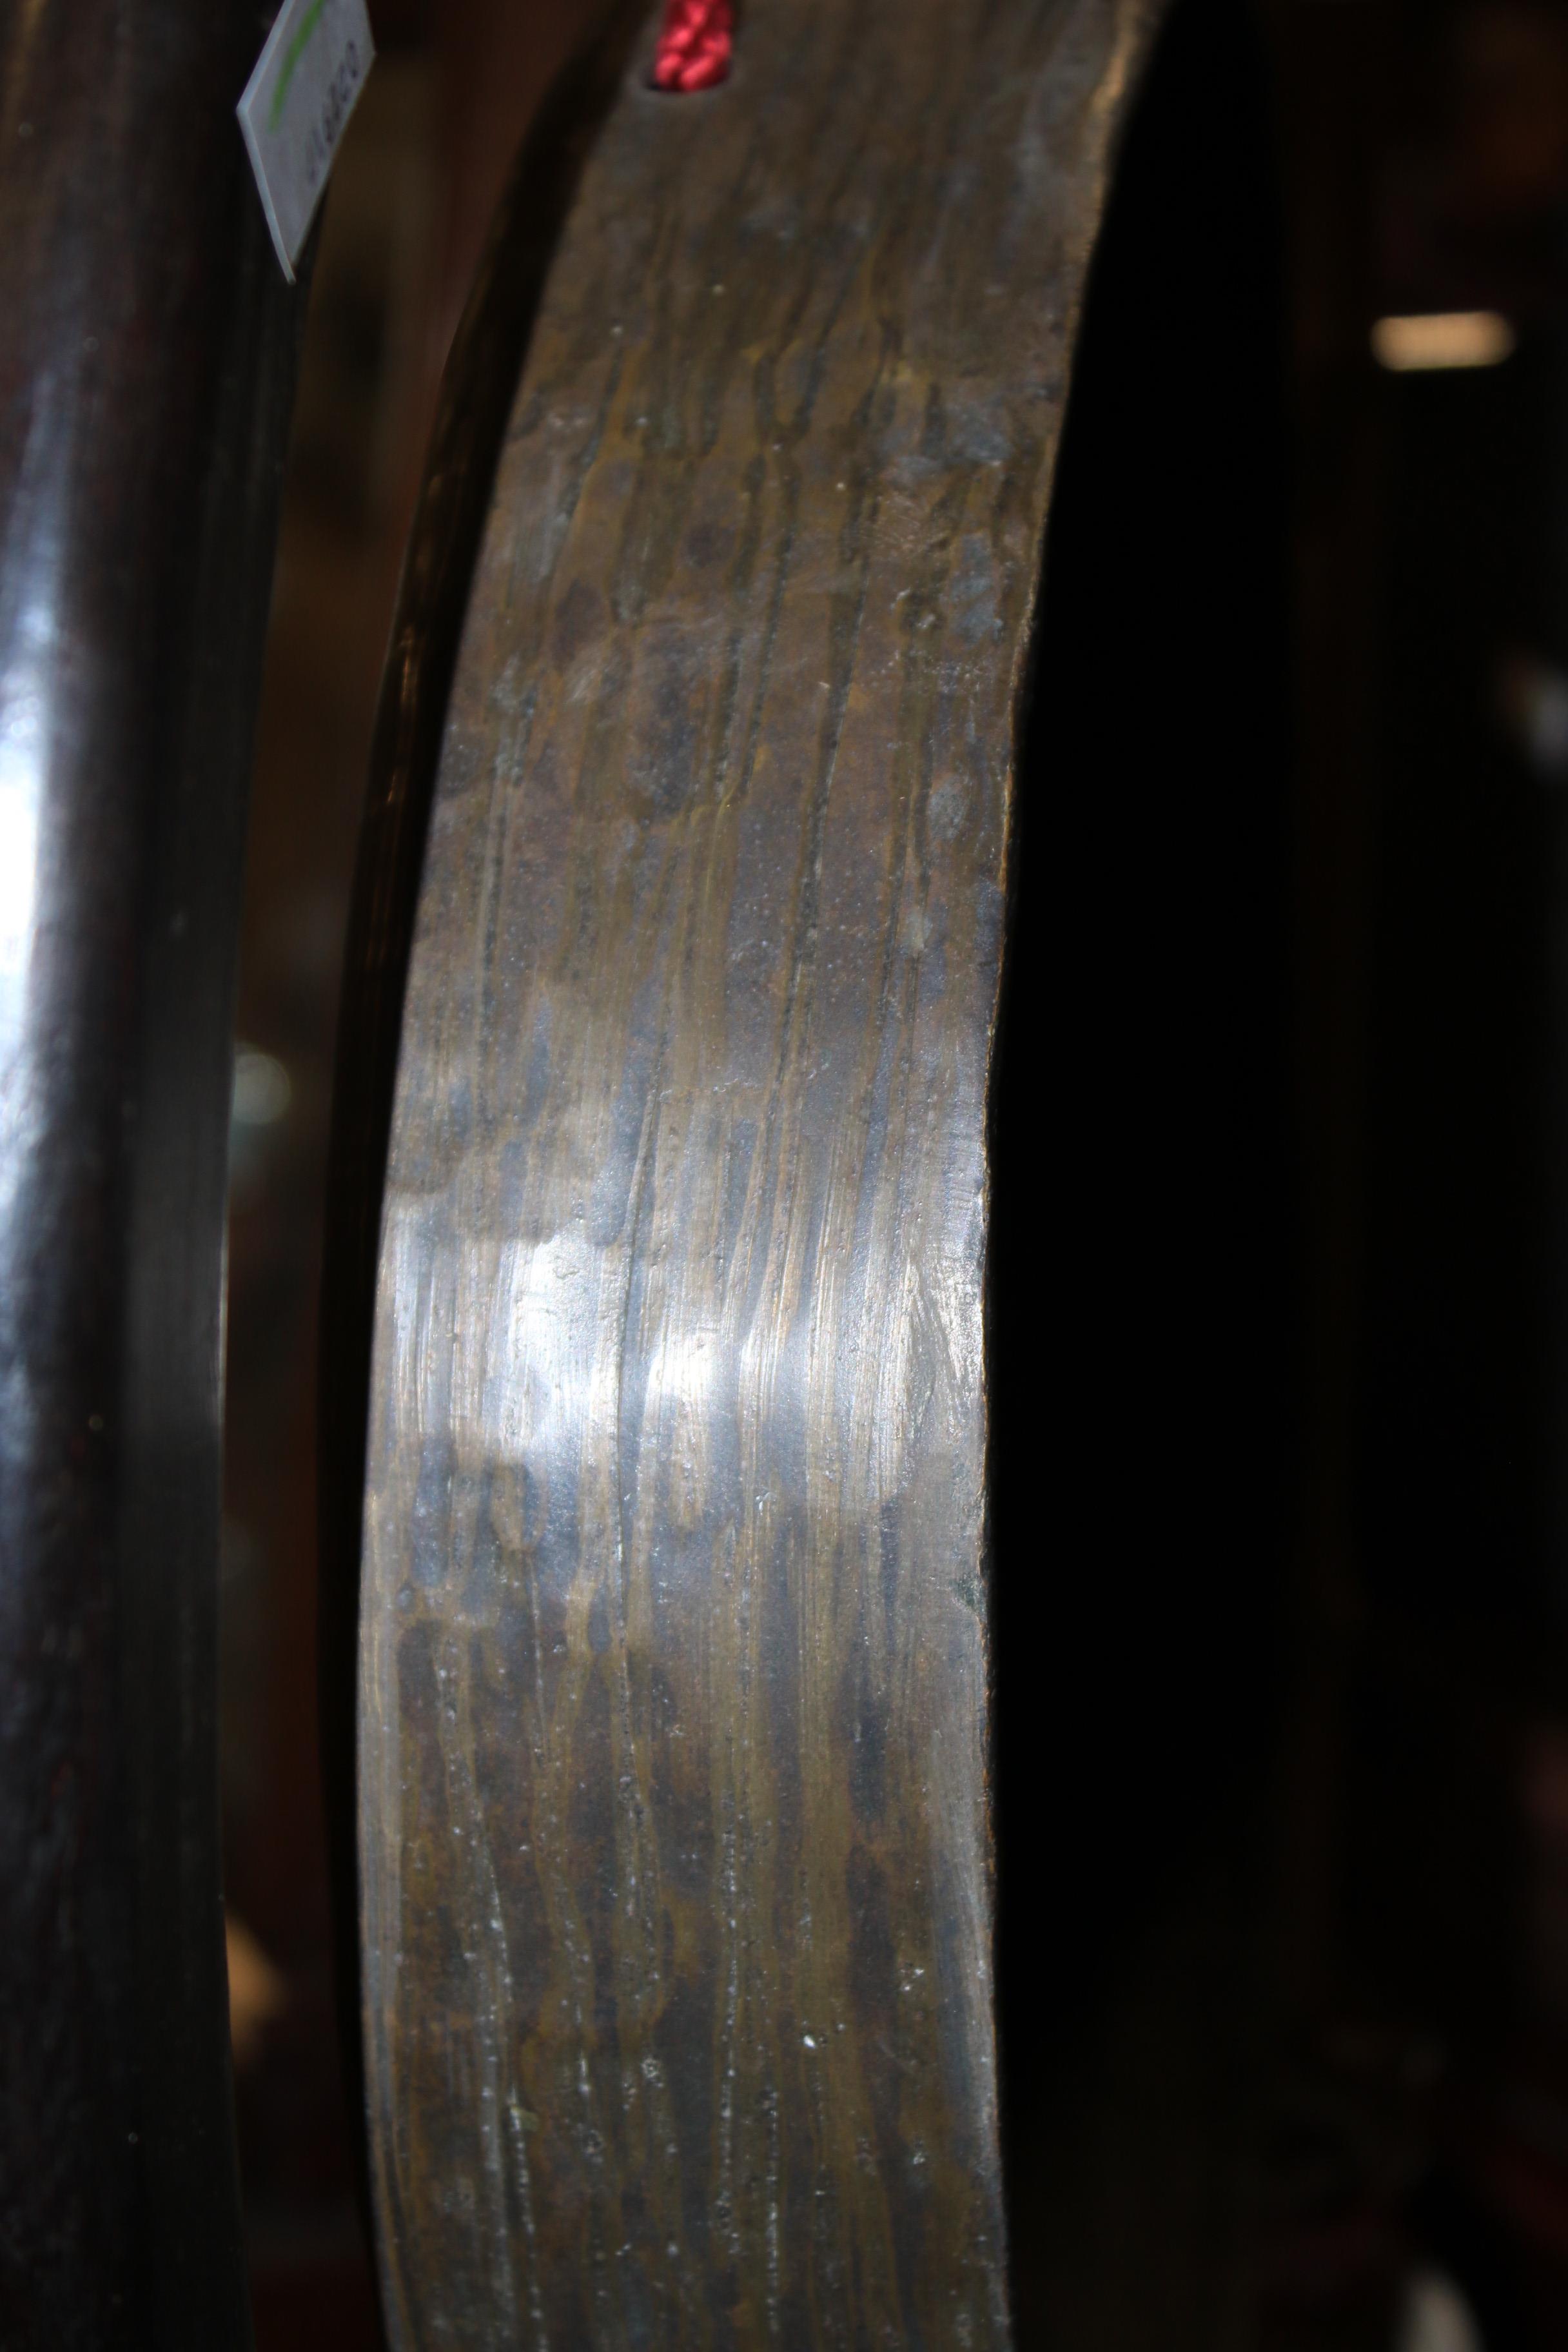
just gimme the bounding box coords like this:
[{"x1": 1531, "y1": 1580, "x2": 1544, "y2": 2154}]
[{"x1": 323, "y1": 0, "x2": 1280, "y2": 2340}]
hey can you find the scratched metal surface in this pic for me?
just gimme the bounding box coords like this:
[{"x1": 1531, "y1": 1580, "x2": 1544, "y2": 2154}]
[{"x1": 358, "y1": 0, "x2": 1161, "y2": 2340}]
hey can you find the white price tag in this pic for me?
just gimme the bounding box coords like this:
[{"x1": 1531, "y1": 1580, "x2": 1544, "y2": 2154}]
[{"x1": 237, "y1": 0, "x2": 374, "y2": 282}]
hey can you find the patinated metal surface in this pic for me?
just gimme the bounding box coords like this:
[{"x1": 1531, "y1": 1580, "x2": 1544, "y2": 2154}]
[
  {"x1": 320, "y1": 0, "x2": 649, "y2": 2225},
  {"x1": 0, "y1": 3, "x2": 308, "y2": 2343},
  {"x1": 357, "y1": 1, "x2": 1161, "y2": 2340}
]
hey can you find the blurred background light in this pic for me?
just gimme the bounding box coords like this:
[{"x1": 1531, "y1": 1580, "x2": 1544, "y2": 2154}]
[
  {"x1": 1372, "y1": 310, "x2": 1517, "y2": 371},
  {"x1": 231, "y1": 1045, "x2": 293, "y2": 1128}
]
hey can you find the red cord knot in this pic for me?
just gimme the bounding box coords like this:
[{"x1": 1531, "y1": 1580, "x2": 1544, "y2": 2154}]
[{"x1": 652, "y1": 0, "x2": 734, "y2": 92}]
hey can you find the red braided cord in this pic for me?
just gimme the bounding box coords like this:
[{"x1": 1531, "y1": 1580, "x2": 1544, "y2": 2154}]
[{"x1": 652, "y1": 0, "x2": 733, "y2": 92}]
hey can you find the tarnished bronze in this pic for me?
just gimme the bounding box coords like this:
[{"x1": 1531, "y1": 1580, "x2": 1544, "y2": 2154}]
[
  {"x1": 344, "y1": 2, "x2": 1171, "y2": 2341},
  {"x1": 318, "y1": 0, "x2": 651, "y2": 2244}
]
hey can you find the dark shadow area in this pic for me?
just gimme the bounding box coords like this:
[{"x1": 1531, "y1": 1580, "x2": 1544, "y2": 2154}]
[
  {"x1": 1354, "y1": 342, "x2": 1556, "y2": 1648},
  {"x1": 989, "y1": 0, "x2": 1297, "y2": 2337},
  {"x1": 995, "y1": 4, "x2": 1568, "y2": 2346}
]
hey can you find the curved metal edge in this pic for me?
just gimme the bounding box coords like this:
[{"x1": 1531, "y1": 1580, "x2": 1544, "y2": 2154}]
[
  {"x1": 317, "y1": 0, "x2": 657, "y2": 2247},
  {"x1": 348, "y1": 0, "x2": 1170, "y2": 2340},
  {"x1": 0, "y1": 5, "x2": 313, "y2": 2343}
]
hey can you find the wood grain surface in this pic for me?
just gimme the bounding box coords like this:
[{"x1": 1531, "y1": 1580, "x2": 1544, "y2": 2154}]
[{"x1": 357, "y1": 2, "x2": 1162, "y2": 2340}]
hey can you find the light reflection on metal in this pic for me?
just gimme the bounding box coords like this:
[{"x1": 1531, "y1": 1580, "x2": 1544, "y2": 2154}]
[
  {"x1": 0, "y1": 0, "x2": 306, "y2": 2327},
  {"x1": 1371, "y1": 310, "x2": 1516, "y2": 372},
  {"x1": 0, "y1": 594, "x2": 51, "y2": 1244},
  {"x1": 0, "y1": 727, "x2": 39, "y2": 1004}
]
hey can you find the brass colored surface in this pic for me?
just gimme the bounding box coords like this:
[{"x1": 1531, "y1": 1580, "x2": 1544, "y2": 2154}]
[{"x1": 357, "y1": 1, "x2": 1162, "y2": 2340}]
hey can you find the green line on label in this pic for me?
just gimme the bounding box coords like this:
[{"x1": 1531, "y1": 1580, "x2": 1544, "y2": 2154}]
[{"x1": 268, "y1": 0, "x2": 328, "y2": 130}]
